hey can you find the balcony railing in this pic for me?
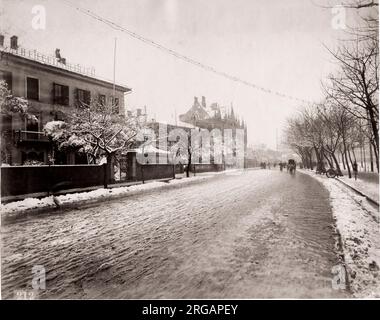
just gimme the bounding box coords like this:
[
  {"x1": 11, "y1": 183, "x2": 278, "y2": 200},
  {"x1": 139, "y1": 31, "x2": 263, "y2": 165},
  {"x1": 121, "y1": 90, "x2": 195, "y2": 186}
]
[
  {"x1": 2, "y1": 46, "x2": 96, "y2": 77},
  {"x1": 15, "y1": 130, "x2": 50, "y2": 142}
]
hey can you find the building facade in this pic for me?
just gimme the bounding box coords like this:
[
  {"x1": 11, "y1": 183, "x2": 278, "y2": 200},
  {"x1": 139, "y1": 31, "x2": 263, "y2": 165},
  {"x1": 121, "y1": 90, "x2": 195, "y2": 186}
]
[
  {"x1": 179, "y1": 96, "x2": 248, "y2": 167},
  {"x1": 0, "y1": 36, "x2": 131, "y2": 165},
  {"x1": 135, "y1": 96, "x2": 248, "y2": 168}
]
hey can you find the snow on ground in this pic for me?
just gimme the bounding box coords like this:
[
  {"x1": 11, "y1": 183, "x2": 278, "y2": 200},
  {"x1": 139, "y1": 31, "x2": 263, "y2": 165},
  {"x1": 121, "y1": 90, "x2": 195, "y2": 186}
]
[
  {"x1": 1, "y1": 169, "x2": 345, "y2": 299},
  {"x1": 301, "y1": 169, "x2": 380, "y2": 298},
  {"x1": 1, "y1": 170, "x2": 242, "y2": 218},
  {"x1": 338, "y1": 175, "x2": 379, "y2": 204}
]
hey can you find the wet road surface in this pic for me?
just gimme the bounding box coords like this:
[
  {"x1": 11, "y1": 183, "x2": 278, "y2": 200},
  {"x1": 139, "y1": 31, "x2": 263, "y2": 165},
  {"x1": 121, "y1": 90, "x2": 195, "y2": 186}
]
[{"x1": 1, "y1": 169, "x2": 349, "y2": 298}]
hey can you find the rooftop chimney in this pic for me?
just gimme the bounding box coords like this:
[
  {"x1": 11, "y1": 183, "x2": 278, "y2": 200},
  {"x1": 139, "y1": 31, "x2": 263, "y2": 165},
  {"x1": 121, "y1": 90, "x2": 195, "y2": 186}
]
[
  {"x1": 193, "y1": 96, "x2": 199, "y2": 106},
  {"x1": 0, "y1": 34, "x2": 4, "y2": 47},
  {"x1": 10, "y1": 35, "x2": 18, "y2": 50}
]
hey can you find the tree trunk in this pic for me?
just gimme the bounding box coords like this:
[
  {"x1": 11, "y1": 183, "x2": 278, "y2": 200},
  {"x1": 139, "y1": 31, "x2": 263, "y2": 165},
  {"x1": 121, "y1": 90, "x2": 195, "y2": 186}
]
[
  {"x1": 343, "y1": 147, "x2": 351, "y2": 178},
  {"x1": 370, "y1": 140, "x2": 379, "y2": 173},
  {"x1": 368, "y1": 107, "x2": 379, "y2": 153},
  {"x1": 332, "y1": 153, "x2": 342, "y2": 176},
  {"x1": 323, "y1": 152, "x2": 333, "y2": 168},
  {"x1": 369, "y1": 140, "x2": 374, "y2": 172},
  {"x1": 186, "y1": 151, "x2": 191, "y2": 178},
  {"x1": 342, "y1": 129, "x2": 351, "y2": 178},
  {"x1": 351, "y1": 147, "x2": 357, "y2": 162},
  {"x1": 347, "y1": 147, "x2": 354, "y2": 169},
  {"x1": 340, "y1": 151, "x2": 346, "y2": 170},
  {"x1": 309, "y1": 154, "x2": 313, "y2": 170},
  {"x1": 306, "y1": 150, "x2": 313, "y2": 170},
  {"x1": 360, "y1": 143, "x2": 363, "y2": 169},
  {"x1": 314, "y1": 146, "x2": 323, "y2": 171}
]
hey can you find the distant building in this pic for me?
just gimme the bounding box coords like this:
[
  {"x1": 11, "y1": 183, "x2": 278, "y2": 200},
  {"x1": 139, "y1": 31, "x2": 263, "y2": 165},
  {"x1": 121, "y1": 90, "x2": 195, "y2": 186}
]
[
  {"x1": 0, "y1": 35, "x2": 131, "y2": 165},
  {"x1": 179, "y1": 96, "x2": 246, "y2": 131},
  {"x1": 138, "y1": 96, "x2": 248, "y2": 167},
  {"x1": 179, "y1": 96, "x2": 248, "y2": 167}
]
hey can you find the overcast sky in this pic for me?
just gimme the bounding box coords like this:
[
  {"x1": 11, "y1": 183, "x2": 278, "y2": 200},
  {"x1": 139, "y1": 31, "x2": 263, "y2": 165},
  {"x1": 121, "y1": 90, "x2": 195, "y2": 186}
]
[{"x1": 2, "y1": 0, "x2": 355, "y2": 148}]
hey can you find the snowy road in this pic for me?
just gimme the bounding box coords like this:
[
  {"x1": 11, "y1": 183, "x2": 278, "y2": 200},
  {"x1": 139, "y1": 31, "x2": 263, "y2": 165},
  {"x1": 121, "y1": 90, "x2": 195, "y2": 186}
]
[{"x1": 1, "y1": 169, "x2": 349, "y2": 298}]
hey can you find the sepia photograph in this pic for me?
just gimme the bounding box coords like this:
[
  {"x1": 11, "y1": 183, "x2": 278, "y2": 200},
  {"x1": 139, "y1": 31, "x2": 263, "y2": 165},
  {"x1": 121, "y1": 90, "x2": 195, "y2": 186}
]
[{"x1": 0, "y1": 0, "x2": 379, "y2": 310}]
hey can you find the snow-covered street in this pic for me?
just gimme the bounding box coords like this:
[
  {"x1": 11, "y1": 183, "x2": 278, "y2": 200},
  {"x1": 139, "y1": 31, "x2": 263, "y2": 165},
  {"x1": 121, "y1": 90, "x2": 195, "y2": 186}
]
[{"x1": 2, "y1": 169, "x2": 350, "y2": 299}]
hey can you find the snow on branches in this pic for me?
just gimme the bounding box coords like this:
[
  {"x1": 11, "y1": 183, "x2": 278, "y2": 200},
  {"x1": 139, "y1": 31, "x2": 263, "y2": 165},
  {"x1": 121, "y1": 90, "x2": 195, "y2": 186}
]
[
  {"x1": 44, "y1": 101, "x2": 141, "y2": 163},
  {"x1": 0, "y1": 80, "x2": 37, "y2": 122}
]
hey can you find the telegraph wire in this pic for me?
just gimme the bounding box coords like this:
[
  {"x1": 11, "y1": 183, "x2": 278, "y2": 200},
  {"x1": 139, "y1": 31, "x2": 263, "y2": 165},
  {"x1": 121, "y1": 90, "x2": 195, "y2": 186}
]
[{"x1": 60, "y1": 0, "x2": 313, "y2": 104}]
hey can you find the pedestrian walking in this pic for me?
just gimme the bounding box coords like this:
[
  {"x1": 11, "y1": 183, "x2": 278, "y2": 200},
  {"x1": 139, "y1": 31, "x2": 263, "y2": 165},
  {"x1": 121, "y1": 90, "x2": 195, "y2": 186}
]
[{"x1": 353, "y1": 161, "x2": 358, "y2": 181}]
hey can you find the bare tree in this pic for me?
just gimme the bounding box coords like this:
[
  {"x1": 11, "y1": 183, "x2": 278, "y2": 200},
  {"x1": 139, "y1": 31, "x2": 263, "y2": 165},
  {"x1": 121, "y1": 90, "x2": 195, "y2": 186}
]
[
  {"x1": 285, "y1": 110, "x2": 316, "y2": 170},
  {"x1": 323, "y1": 37, "x2": 378, "y2": 171},
  {"x1": 169, "y1": 128, "x2": 204, "y2": 178},
  {"x1": 285, "y1": 102, "x2": 358, "y2": 178}
]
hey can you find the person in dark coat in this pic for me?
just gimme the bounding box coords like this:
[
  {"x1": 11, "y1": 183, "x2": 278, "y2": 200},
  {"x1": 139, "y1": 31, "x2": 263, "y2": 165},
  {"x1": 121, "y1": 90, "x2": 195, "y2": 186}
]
[{"x1": 353, "y1": 161, "x2": 358, "y2": 180}]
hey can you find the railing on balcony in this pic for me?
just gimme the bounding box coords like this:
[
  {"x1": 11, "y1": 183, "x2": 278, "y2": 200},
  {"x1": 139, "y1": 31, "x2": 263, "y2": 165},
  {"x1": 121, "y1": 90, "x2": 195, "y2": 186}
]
[
  {"x1": 1, "y1": 46, "x2": 96, "y2": 77},
  {"x1": 15, "y1": 130, "x2": 50, "y2": 142}
]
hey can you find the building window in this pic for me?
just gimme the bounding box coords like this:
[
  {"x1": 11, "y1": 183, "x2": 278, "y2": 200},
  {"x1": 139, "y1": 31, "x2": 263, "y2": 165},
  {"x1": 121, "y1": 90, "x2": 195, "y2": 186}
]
[
  {"x1": 110, "y1": 97, "x2": 119, "y2": 106},
  {"x1": 53, "y1": 83, "x2": 69, "y2": 105},
  {"x1": 111, "y1": 97, "x2": 119, "y2": 114},
  {"x1": 98, "y1": 94, "x2": 106, "y2": 106},
  {"x1": 26, "y1": 77, "x2": 39, "y2": 100},
  {"x1": 76, "y1": 88, "x2": 91, "y2": 106},
  {"x1": 10, "y1": 36, "x2": 18, "y2": 50},
  {"x1": 0, "y1": 70, "x2": 12, "y2": 92}
]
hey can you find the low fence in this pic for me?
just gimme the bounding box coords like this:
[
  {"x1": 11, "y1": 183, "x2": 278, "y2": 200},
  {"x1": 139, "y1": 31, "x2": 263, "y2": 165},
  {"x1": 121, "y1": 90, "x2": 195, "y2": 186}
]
[
  {"x1": 1, "y1": 163, "x2": 180, "y2": 199},
  {"x1": 1, "y1": 164, "x2": 108, "y2": 197},
  {"x1": 190, "y1": 163, "x2": 225, "y2": 173},
  {"x1": 1, "y1": 161, "x2": 228, "y2": 200},
  {"x1": 133, "y1": 164, "x2": 175, "y2": 181}
]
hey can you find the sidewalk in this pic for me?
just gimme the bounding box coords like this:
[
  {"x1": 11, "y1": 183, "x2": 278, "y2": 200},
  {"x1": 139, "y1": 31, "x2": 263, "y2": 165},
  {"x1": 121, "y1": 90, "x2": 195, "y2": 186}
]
[
  {"x1": 300, "y1": 169, "x2": 380, "y2": 298},
  {"x1": 1, "y1": 169, "x2": 247, "y2": 219},
  {"x1": 338, "y1": 171, "x2": 379, "y2": 204}
]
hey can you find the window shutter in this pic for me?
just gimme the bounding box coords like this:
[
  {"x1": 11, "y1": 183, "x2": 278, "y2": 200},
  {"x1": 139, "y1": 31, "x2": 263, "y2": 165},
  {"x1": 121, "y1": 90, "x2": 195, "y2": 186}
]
[
  {"x1": 85, "y1": 90, "x2": 91, "y2": 105},
  {"x1": 63, "y1": 85, "x2": 69, "y2": 105},
  {"x1": 74, "y1": 88, "x2": 79, "y2": 103},
  {"x1": 53, "y1": 83, "x2": 58, "y2": 104}
]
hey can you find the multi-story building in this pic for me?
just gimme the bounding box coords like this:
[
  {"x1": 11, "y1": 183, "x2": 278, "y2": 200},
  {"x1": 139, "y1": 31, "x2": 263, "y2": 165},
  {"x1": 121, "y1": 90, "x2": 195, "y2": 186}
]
[
  {"x1": 179, "y1": 96, "x2": 246, "y2": 131},
  {"x1": 0, "y1": 36, "x2": 131, "y2": 165},
  {"x1": 179, "y1": 96, "x2": 248, "y2": 167}
]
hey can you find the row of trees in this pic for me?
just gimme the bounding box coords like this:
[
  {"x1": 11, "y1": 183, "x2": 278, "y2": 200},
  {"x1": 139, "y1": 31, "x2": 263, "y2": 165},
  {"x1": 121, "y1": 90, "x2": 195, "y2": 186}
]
[
  {"x1": 286, "y1": 102, "x2": 375, "y2": 177},
  {"x1": 286, "y1": 1, "x2": 378, "y2": 177}
]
